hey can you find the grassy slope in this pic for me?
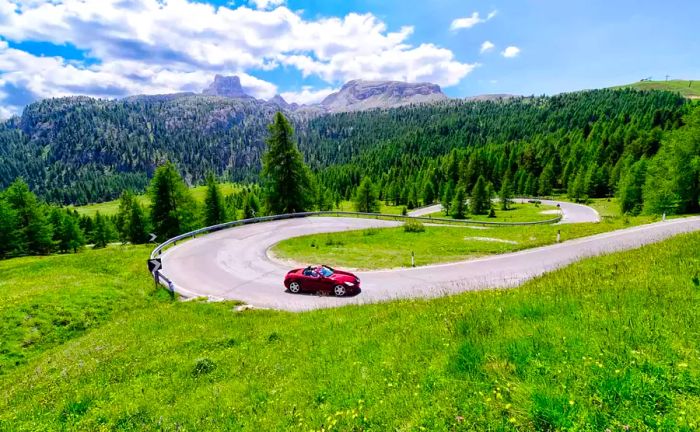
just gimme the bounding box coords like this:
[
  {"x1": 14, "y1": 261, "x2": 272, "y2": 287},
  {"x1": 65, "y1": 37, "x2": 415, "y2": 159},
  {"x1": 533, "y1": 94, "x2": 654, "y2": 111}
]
[
  {"x1": 613, "y1": 80, "x2": 700, "y2": 98},
  {"x1": 1, "y1": 233, "x2": 699, "y2": 430},
  {"x1": 71, "y1": 183, "x2": 242, "y2": 217},
  {"x1": 0, "y1": 246, "x2": 166, "y2": 375}
]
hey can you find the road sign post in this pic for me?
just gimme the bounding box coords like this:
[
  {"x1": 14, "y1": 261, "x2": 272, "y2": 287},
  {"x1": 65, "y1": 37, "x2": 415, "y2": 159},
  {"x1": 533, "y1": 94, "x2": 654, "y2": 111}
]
[{"x1": 147, "y1": 258, "x2": 162, "y2": 285}]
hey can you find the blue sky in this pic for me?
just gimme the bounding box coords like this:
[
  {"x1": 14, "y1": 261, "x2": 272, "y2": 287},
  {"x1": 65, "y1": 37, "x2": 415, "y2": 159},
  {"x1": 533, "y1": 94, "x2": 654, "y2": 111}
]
[{"x1": 0, "y1": 0, "x2": 698, "y2": 117}]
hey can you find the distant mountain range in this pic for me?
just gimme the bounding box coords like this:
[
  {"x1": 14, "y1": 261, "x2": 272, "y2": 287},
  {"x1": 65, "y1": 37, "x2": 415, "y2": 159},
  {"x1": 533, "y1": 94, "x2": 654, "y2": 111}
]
[
  {"x1": 198, "y1": 75, "x2": 513, "y2": 112},
  {"x1": 1, "y1": 73, "x2": 688, "y2": 206},
  {"x1": 108, "y1": 74, "x2": 522, "y2": 114}
]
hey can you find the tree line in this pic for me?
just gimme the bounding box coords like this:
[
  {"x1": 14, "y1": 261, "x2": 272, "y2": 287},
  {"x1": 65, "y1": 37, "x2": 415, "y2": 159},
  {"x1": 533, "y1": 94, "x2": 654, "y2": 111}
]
[
  {"x1": 0, "y1": 167, "x2": 267, "y2": 259},
  {"x1": 315, "y1": 95, "x2": 698, "y2": 216},
  {"x1": 0, "y1": 89, "x2": 688, "y2": 206}
]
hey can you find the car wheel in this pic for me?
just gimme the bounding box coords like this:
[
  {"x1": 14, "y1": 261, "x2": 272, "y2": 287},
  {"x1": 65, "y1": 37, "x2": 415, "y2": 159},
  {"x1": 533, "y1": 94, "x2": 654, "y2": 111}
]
[
  {"x1": 289, "y1": 281, "x2": 301, "y2": 294},
  {"x1": 333, "y1": 284, "x2": 346, "y2": 297}
]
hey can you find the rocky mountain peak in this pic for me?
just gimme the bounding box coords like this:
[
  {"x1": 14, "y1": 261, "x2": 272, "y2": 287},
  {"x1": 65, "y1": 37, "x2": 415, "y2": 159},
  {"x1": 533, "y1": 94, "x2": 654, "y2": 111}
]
[
  {"x1": 320, "y1": 79, "x2": 447, "y2": 112},
  {"x1": 269, "y1": 94, "x2": 290, "y2": 108},
  {"x1": 202, "y1": 75, "x2": 253, "y2": 99}
]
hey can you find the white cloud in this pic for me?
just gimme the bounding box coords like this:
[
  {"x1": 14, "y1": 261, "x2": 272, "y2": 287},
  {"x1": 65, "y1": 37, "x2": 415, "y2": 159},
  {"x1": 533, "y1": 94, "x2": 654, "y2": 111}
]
[
  {"x1": 480, "y1": 41, "x2": 495, "y2": 53},
  {"x1": 0, "y1": 0, "x2": 477, "y2": 114},
  {"x1": 249, "y1": 0, "x2": 285, "y2": 10},
  {"x1": 450, "y1": 10, "x2": 497, "y2": 31},
  {"x1": 280, "y1": 86, "x2": 337, "y2": 105},
  {"x1": 501, "y1": 46, "x2": 521, "y2": 58},
  {"x1": 283, "y1": 43, "x2": 478, "y2": 87}
]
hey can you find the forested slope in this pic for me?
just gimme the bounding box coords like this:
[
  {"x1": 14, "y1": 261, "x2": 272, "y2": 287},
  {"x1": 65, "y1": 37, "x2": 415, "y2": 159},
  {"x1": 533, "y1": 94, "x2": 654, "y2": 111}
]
[
  {"x1": 0, "y1": 89, "x2": 690, "y2": 206},
  {"x1": 0, "y1": 95, "x2": 285, "y2": 204}
]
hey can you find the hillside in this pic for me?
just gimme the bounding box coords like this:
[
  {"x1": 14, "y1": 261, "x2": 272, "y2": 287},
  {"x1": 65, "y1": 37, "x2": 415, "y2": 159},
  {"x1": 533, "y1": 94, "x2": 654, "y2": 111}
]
[
  {"x1": 614, "y1": 79, "x2": 700, "y2": 98},
  {"x1": 0, "y1": 89, "x2": 688, "y2": 205},
  {"x1": 1, "y1": 232, "x2": 698, "y2": 429}
]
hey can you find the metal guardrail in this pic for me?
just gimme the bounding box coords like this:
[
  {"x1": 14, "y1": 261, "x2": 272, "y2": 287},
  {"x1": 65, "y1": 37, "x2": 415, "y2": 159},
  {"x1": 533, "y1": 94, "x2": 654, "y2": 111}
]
[{"x1": 150, "y1": 210, "x2": 562, "y2": 259}]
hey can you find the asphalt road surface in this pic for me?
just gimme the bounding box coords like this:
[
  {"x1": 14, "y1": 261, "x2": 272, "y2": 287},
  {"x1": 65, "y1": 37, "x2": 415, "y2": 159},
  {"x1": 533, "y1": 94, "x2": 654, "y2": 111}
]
[
  {"x1": 161, "y1": 204, "x2": 698, "y2": 311},
  {"x1": 408, "y1": 199, "x2": 600, "y2": 223}
]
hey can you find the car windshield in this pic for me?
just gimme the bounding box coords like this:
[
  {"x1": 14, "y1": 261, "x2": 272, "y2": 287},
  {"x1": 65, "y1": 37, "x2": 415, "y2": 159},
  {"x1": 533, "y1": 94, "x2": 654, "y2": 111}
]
[{"x1": 319, "y1": 266, "x2": 333, "y2": 277}]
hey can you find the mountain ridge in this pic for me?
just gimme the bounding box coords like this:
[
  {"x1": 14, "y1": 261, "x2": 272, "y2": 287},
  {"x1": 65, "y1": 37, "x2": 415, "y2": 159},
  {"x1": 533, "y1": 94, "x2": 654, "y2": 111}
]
[{"x1": 319, "y1": 79, "x2": 448, "y2": 112}]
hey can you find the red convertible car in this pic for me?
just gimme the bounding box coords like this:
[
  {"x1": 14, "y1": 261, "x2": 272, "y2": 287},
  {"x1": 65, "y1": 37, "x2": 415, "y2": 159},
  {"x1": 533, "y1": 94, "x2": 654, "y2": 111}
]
[{"x1": 284, "y1": 265, "x2": 360, "y2": 297}]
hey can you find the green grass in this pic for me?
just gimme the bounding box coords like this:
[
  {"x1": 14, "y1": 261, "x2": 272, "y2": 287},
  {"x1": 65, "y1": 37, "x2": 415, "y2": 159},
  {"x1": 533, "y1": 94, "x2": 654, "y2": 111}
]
[
  {"x1": 334, "y1": 200, "x2": 406, "y2": 215},
  {"x1": 71, "y1": 183, "x2": 242, "y2": 217},
  {"x1": 613, "y1": 79, "x2": 700, "y2": 98},
  {"x1": 424, "y1": 202, "x2": 561, "y2": 223},
  {"x1": 271, "y1": 214, "x2": 661, "y2": 269},
  {"x1": 0, "y1": 245, "x2": 168, "y2": 375},
  {"x1": 1, "y1": 232, "x2": 699, "y2": 430}
]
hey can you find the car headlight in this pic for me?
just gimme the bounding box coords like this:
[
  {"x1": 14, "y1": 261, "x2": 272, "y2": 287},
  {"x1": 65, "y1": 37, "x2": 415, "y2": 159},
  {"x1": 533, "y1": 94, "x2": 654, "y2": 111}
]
[{"x1": 344, "y1": 281, "x2": 355, "y2": 287}]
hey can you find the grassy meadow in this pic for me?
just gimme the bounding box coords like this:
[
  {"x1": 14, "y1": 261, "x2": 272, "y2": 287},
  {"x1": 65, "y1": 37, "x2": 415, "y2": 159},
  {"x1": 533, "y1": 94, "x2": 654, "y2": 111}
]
[
  {"x1": 0, "y1": 245, "x2": 167, "y2": 375},
  {"x1": 0, "y1": 232, "x2": 698, "y2": 430},
  {"x1": 613, "y1": 79, "x2": 700, "y2": 98},
  {"x1": 71, "y1": 183, "x2": 243, "y2": 217},
  {"x1": 271, "y1": 213, "x2": 662, "y2": 270}
]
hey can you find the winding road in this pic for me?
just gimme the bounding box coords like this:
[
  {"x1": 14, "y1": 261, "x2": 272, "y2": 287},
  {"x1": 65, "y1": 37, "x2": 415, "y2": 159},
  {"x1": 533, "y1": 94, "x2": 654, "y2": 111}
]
[
  {"x1": 409, "y1": 199, "x2": 600, "y2": 223},
  {"x1": 160, "y1": 201, "x2": 699, "y2": 311}
]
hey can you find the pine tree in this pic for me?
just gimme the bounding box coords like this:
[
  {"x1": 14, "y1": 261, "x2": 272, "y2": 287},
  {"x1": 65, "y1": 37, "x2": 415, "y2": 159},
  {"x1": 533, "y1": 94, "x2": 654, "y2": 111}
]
[
  {"x1": 524, "y1": 173, "x2": 536, "y2": 197},
  {"x1": 387, "y1": 182, "x2": 399, "y2": 206},
  {"x1": 59, "y1": 213, "x2": 85, "y2": 253},
  {"x1": 224, "y1": 194, "x2": 239, "y2": 221},
  {"x1": 487, "y1": 182, "x2": 496, "y2": 214},
  {"x1": 149, "y1": 162, "x2": 198, "y2": 240},
  {"x1": 80, "y1": 215, "x2": 95, "y2": 244},
  {"x1": 204, "y1": 173, "x2": 227, "y2": 226},
  {"x1": 354, "y1": 177, "x2": 380, "y2": 213},
  {"x1": 470, "y1": 175, "x2": 490, "y2": 215},
  {"x1": 499, "y1": 172, "x2": 513, "y2": 210},
  {"x1": 128, "y1": 202, "x2": 150, "y2": 244},
  {"x1": 116, "y1": 190, "x2": 135, "y2": 243},
  {"x1": 422, "y1": 180, "x2": 436, "y2": 206},
  {"x1": 451, "y1": 186, "x2": 467, "y2": 219},
  {"x1": 49, "y1": 207, "x2": 64, "y2": 245},
  {"x1": 92, "y1": 211, "x2": 114, "y2": 249},
  {"x1": 407, "y1": 185, "x2": 417, "y2": 210},
  {"x1": 243, "y1": 192, "x2": 261, "y2": 219},
  {"x1": 619, "y1": 160, "x2": 647, "y2": 215},
  {"x1": 568, "y1": 170, "x2": 587, "y2": 203},
  {"x1": 538, "y1": 164, "x2": 555, "y2": 196},
  {"x1": 315, "y1": 182, "x2": 334, "y2": 211},
  {"x1": 4, "y1": 179, "x2": 54, "y2": 255},
  {"x1": 0, "y1": 197, "x2": 20, "y2": 258},
  {"x1": 261, "y1": 112, "x2": 313, "y2": 214},
  {"x1": 441, "y1": 181, "x2": 455, "y2": 216}
]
